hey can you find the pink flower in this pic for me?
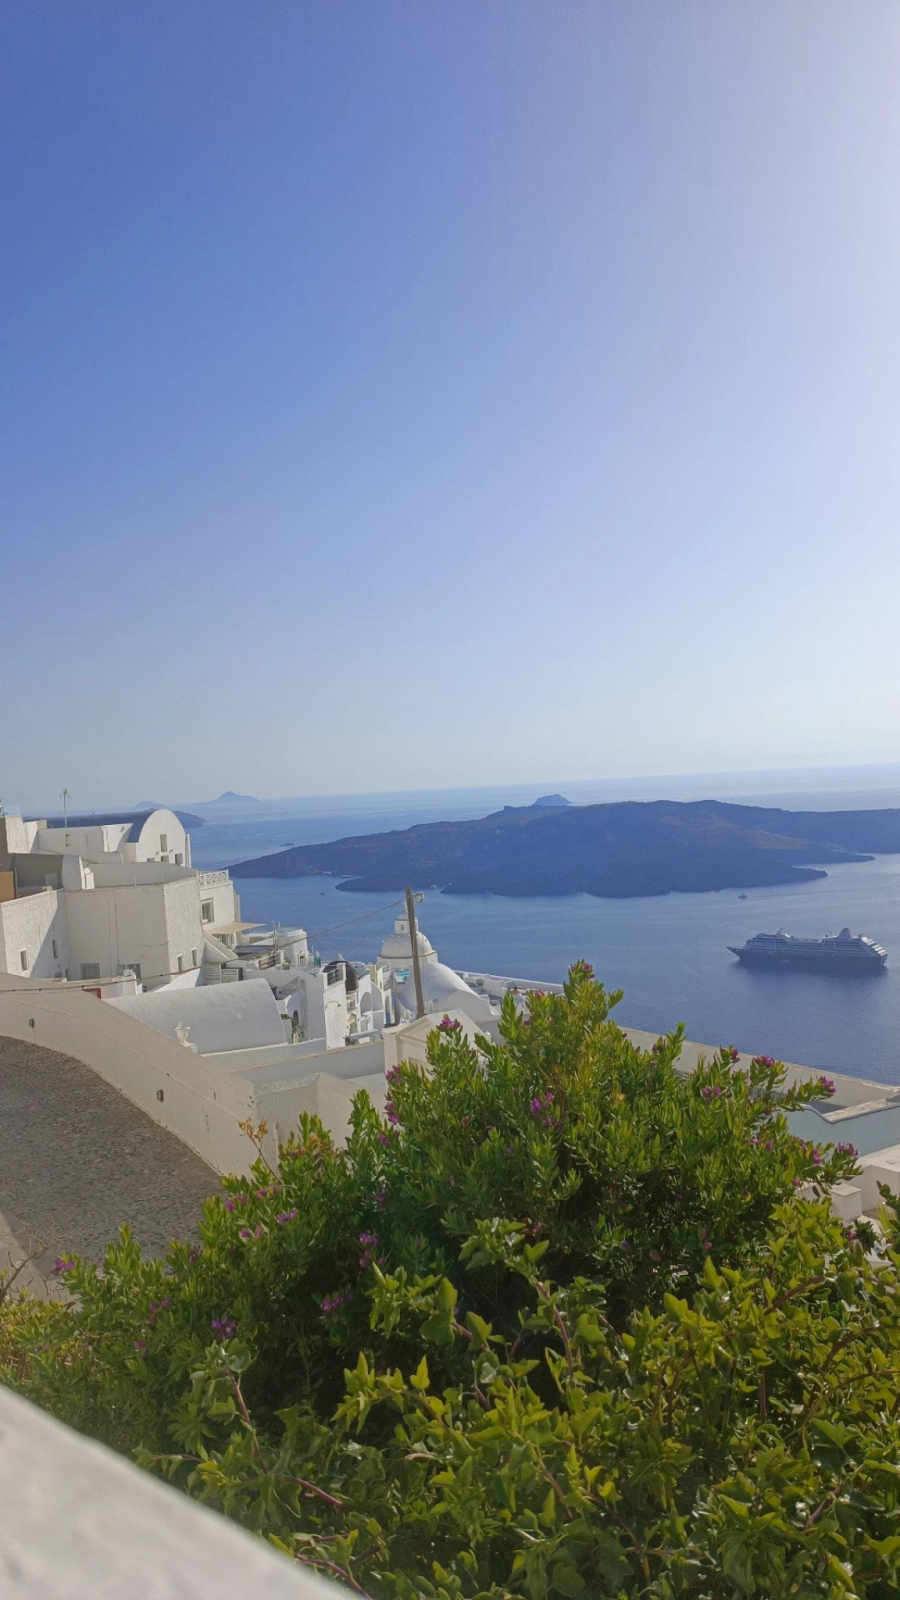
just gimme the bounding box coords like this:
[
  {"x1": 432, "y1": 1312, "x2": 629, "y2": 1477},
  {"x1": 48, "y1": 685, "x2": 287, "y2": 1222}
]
[
  {"x1": 276, "y1": 1208, "x2": 298, "y2": 1224},
  {"x1": 817, "y1": 1076, "x2": 836, "y2": 1096},
  {"x1": 50, "y1": 1257, "x2": 75, "y2": 1276}
]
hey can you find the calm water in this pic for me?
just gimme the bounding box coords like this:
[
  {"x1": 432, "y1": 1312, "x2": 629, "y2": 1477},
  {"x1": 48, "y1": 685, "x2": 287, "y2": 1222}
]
[{"x1": 189, "y1": 767, "x2": 900, "y2": 1083}]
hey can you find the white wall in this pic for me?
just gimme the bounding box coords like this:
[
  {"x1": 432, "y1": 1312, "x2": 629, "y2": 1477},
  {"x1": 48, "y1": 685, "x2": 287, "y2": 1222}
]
[
  {"x1": 285, "y1": 969, "x2": 349, "y2": 1049},
  {"x1": 0, "y1": 1385, "x2": 342, "y2": 1600},
  {"x1": 0, "y1": 816, "x2": 42, "y2": 857},
  {"x1": 0, "y1": 891, "x2": 70, "y2": 979},
  {"x1": 128, "y1": 809, "x2": 188, "y2": 865},
  {"x1": 198, "y1": 874, "x2": 239, "y2": 934},
  {"x1": 63, "y1": 876, "x2": 203, "y2": 984},
  {"x1": 0, "y1": 972, "x2": 259, "y2": 1175}
]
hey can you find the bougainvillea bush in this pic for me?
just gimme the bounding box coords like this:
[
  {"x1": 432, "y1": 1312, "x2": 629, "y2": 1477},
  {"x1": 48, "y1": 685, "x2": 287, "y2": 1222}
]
[{"x1": 3, "y1": 963, "x2": 899, "y2": 1597}]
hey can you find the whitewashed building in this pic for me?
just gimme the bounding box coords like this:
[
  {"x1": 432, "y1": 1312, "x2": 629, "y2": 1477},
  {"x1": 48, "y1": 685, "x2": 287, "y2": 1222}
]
[{"x1": 0, "y1": 809, "x2": 240, "y2": 991}]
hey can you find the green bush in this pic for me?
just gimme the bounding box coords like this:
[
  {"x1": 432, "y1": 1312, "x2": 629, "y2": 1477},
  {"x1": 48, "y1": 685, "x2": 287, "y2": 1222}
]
[{"x1": 3, "y1": 963, "x2": 895, "y2": 1597}]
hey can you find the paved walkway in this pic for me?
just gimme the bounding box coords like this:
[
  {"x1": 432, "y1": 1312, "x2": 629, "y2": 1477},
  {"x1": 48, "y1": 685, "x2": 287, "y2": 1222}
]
[{"x1": 0, "y1": 1036, "x2": 218, "y2": 1284}]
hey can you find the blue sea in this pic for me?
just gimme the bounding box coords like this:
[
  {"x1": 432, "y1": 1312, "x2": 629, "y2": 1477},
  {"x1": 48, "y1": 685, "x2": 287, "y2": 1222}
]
[{"x1": 188, "y1": 766, "x2": 900, "y2": 1083}]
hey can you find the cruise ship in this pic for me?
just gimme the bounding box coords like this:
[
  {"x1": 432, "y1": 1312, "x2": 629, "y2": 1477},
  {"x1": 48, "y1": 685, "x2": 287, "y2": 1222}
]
[{"x1": 728, "y1": 928, "x2": 887, "y2": 972}]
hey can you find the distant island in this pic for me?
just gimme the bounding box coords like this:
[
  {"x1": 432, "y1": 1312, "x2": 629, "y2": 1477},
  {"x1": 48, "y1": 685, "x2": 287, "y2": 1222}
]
[
  {"x1": 230, "y1": 798, "x2": 900, "y2": 898},
  {"x1": 136, "y1": 791, "x2": 258, "y2": 813},
  {"x1": 531, "y1": 793, "x2": 571, "y2": 808}
]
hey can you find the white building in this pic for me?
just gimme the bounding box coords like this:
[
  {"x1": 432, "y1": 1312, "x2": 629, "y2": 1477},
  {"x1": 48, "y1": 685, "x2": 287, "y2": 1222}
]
[
  {"x1": 0, "y1": 809, "x2": 240, "y2": 991},
  {"x1": 378, "y1": 914, "x2": 495, "y2": 1024}
]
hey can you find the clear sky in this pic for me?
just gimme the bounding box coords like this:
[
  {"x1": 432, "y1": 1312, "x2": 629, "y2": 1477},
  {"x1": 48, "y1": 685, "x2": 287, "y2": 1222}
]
[{"x1": 2, "y1": 2, "x2": 899, "y2": 811}]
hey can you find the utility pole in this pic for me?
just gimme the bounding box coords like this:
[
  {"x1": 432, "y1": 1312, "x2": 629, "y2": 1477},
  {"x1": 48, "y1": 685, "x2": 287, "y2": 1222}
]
[
  {"x1": 60, "y1": 788, "x2": 70, "y2": 828},
  {"x1": 405, "y1": 885, "x2": 426, "y2": 1020}
]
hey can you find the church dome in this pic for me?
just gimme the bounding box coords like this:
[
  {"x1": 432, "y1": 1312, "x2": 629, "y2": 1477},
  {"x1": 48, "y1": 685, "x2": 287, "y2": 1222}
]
[{"x1": 380, "y1": 915, "x2": 436, "y2": 963}]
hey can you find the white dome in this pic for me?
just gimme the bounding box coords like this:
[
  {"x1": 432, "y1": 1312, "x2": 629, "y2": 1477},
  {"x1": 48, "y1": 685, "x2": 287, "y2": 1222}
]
[
  {"x1": 392, "y1": 959, "x2": 495, "y2": 1023},
  {"x1": 380, "y1": 915, "x2": 436, "y2": 963}
]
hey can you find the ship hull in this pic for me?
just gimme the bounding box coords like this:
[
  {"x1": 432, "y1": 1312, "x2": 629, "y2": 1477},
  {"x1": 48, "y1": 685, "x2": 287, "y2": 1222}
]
[{"x1": 729, "y1": 948, "x2": 886, "y2": 973}]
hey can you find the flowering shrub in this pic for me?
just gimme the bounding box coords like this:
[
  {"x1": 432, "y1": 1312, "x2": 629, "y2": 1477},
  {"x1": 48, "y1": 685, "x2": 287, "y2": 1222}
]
[{"x1": 1, "y1": 963, "x2": 894, "y2": 1597}]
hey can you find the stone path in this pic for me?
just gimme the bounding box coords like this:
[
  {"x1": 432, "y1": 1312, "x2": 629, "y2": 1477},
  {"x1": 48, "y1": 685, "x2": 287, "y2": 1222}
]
[{"x1": 0, "y1": 1036, "x2": 218, "y2": 1283}]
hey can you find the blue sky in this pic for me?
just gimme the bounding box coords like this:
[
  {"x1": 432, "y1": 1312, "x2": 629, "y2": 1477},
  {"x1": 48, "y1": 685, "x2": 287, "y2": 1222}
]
[{"x1": 2, "y1": 2, "x2": 899, "y2": 810}]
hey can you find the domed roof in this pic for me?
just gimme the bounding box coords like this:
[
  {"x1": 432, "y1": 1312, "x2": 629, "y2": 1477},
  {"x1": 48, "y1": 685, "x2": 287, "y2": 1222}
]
[
  {"x1": 380, "y1": 915, "x2": 436, "y2": 960},
  {"x1": 392, "y1": 959, "x2": 495, "y2": 1023}
]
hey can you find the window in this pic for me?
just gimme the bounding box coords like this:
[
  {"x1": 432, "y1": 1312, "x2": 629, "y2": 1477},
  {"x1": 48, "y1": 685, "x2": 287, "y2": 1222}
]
[
  {"x1": 191, "y1": 948, "x2": 198, "y2": 968},
  {"x1": 19, "y1": 950, "x2": 27, "y2": 971},
  {"x1": 174, "y1": 853, "x2": 183, "y2": 866},
  {"x1": 201, "y1": 900, "x2": 214, "y2": 923},
  {"x1": 159, "y1": 833, "x2": 168, "y2": 853},
  {"x1": 177, "y1": 955, "x2": 184, "y2": 973},
  {"x1": 80, "y1": 964, "x2": 101, "y2": 981},
  {"x1": 129, "y1": 963, "x2": 142, "y2": 981},
  {"x1": 51, "y1": 939, "x2": 58, "y2": 960}
]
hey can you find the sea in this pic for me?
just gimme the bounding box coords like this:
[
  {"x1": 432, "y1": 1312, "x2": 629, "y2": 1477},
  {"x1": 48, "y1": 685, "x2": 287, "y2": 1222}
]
[{"x1": 188, "y1": 765, "x2": 900, "y2": 1084}]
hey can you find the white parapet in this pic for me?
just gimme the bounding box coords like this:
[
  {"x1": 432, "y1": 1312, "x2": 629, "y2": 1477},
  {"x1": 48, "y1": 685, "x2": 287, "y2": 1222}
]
[{"x1": 0, "y1": 1384, "x2": 343, "y2": 1599}]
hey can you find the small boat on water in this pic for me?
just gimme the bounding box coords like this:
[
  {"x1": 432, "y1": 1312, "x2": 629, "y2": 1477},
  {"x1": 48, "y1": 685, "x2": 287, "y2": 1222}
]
[{"x1": 728, "y1": 928, "x2": 887, "y2": 972}]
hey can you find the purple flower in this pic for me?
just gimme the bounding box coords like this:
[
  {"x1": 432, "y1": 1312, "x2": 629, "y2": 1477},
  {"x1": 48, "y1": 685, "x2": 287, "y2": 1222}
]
[
  {"x1": 211, "y1": 1317, "x2": 237, "y2": 1341},
  {"x1": 50, "y1": 1257, "x2": 75, "y2": 1276},
  {"x1": 752, "y1": 1054, "x2": 775, "y2": 1068},
  {"x1": 322, "y1": 1290, "x2": 353, "y2": 1320},
  {"x1": 375, "y1": 1189, "x2": 386, "y2": 1211},
  {"x1": 812, "y1": 1150, "x2": 823, "y2": 1167},
  {"x1": 239, "y1": 1228, "x2": 252, "y2": 1240},
  {"x1": 133, "y1": 1338, "x2": 147, "y2": 1355},
  {"x1": 378, "y1": 1132, "x2": 390, "y2": 1146},
  {"x1": 817, "y1": 1076, "x2": 836, "y2": 1096},
  {"x1": 385, "y1": 1066, "x2": 399, "y2": 1083},
  {"x1": 359, "y1": 1231, "x2": 379, "y2": 1248},
  {"x1": 846, "y1": 1227, "x2": 858, "y2": 1243},
  {"x1": 837, "y1": 1142, "x2": 857, "y2": 1157},
  {"x1": 506, "y1": 1146, "x2": 515, "y2": 1157},
  {"x1": 188, "y1": 1246, "x2": 200, "y2": 1264},
  {"x1": 700, "y1": 1085, "x2": 721, "y2": 1101},
  {"x1": 793, "y1": 1177, "x2": 803, "y2": 1188},
  {"x1": 620, "y1": 1240, "x2": 631, "y2": 1252},
  {"x1": 728, "y1": 1047, "x2": 741, "y2": 1064},
  {"x1": 461, "y1": 1114, "x2": 471, "y2": 1126},
  {"x1": 702, "y1": 1241, "x2": 713, "y2": 1252},
  {"x1": 276, "y1": 1208, "x2": 298, "y2": 1225},
  {"x1": 530, "y1": 1097, "x2": 542, "y2": 1115},
  {"x1": 437, "y1": 1016, "x2": 462, "y2": 1033},
  {"x1": 224, "y1": 1199, "x2": 236, "y2": 1213}
]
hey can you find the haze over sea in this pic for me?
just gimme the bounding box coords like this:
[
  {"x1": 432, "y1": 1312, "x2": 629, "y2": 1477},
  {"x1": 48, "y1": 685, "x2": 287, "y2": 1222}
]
[{"x1": 189, "y1": 766, "x2": 900, "y2": 1085}]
